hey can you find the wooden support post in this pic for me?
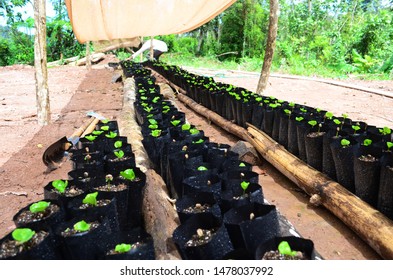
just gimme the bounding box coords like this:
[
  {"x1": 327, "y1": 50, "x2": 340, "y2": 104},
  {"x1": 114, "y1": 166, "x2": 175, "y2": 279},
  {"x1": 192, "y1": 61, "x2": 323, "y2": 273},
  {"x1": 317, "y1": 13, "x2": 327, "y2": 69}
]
[
  {"x1": 256, "y1": 0, "x2": 279, "y2": 94},
  {"x1": 85, "y1": 41, "x2": 91, "y2": 70},
  {"x1": 149, "y1": 36, "x2": 154, "y2": 61},
  {"x1": 34, "y1": 0, "x2": 50, "y2": 125}
]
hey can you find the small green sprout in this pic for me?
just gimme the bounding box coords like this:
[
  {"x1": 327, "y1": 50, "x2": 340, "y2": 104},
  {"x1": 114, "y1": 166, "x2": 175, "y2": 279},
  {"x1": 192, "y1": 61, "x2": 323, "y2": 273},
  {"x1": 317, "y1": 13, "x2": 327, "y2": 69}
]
[
  {"x1": 148, "y1": 124, "x2": 158, "y2": 129},
  {"x1": 120, "y1": 169, "x2": 136, "y2": 181},
  {"x1": 144, "y1": 106, "x2": 153, "y2": 113},
  {"x1": 171, "y1": 120, "x2": 181, "y2": 127},
  {"x1": 114, "y1": 141, "x2": 123, "y2": 149},
  {"x1": 192, "y1": 139, "x2": 204, "y2": 144},
  {"x1": 308, "y1": 120, "x2": 317, "y2": 128},
  {"x1": 284, "y1": 109, "x2": 291, "y2": 117},
  {"x1": 82, "y1": 192, "x2": 98, "y2": 206},
  {"x1": 333, "y1": 119, "x2": 341, "y2": 126},
  {"x1": 181, "y1": 123, "x2": 191, "y2": 131},
  {"x1": 342, "y1": 113, "x2": 348, "y2": 120},
  {"x1": 52, "y1": 179, "x2": 68, "y2": 193},
  {"x1": 363, "y1": 139, "x2": 372, "y2": 146},
  {"x1": 152, "y1": 96, "x2": 160, "y2": 103},
  {"x1": 341, "y1": 139, "x2": 351, "y2": 148},
  {"x1": 325, "y1": 112, "x2": 334, "y2": 120},
  {"x1": 379, "y1": 127, "x2": 392, "y2": 135},
  {"x1": 73, "y1": 220, "x2": 90, "y2": 232},
  {"x1": 240, "y1": 181, "x2": 250, "y2": 194},
  {"x1": 278, "y1": 241, "x2": 297, "y2": 257},
  {"x1": 29, "y1": 201, "x2": 51, "y2": 213},
  {"x1": 189, "y1": 128, "x2": 200, "y2": 135},
  {"x1": 151, "y1": 129, "x2": 162, "y2": 137},
  {"x1": 239, "y1": 162, "x2": 246, "y2": 167},
  {"x1": 197, "y1": 166, "x2": 208, "y2": 171},
  {"x1": 148, "y1": 119, "x2": 157, "y2": 125},
  {"x1": 105, "y1": 131, "x2": 118, "y2": 139},
  {"x1": 12, "y1": 228, "x2": 35, "y2": 244},
  {"x1": 288, "y1": 102, "x2": 295, "y2": 108},
  {"x1": 387, "y1": 142, "x2": 393, "y2": 152},
  {"x1": 300, "y1": 107, "x2": 307, "y2": 113},
  {"x1": 269, "y1": 103, "x2": 279, "y2": 109},
  {"x1": 100, "y1": 125, "x2": 110, "y2": 131},
  {"x1": 115, "y1": 243, "x2": 132, "y2": 253},
  {"x1": 352, "y1": 125, "x2": 361, "y2": 134},
  {"x1": 295, "y1": 116, "x2": 304, "y2": 122},
  {"x1": 85, "y1": 135, "x2": 97, "y2": 142},
  {"x1": 92, "y1": 130, "x2": 104, "y2": 136},
  {"x1": 114, "y1": 150, "x2": 125, "y2": 159},
  {"x1": 101, "y1": 119, "x2": 109, "y2": 124}
]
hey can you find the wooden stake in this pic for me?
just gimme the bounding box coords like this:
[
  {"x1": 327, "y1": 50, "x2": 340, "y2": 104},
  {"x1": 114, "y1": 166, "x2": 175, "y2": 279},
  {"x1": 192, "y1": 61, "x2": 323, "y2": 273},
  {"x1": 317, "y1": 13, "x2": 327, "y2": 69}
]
[
  {"x1": 34, "y1": 0, "x2": 50, "y2": 125},
  {"x1": 85, "y1": 41, "x2": 91, "y2": 70}
]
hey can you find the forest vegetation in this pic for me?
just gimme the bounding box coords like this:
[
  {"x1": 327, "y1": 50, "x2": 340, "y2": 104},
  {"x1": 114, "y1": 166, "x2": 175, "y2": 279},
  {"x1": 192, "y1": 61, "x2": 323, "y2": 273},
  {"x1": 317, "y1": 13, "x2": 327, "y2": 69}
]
[{"x1": 1, "y1": 0, "x2": 392, "y2": 79}]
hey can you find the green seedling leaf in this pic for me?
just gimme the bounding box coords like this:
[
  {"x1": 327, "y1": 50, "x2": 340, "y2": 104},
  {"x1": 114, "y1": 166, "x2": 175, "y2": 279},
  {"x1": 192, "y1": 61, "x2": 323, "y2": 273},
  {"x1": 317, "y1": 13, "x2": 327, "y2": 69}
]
[
  {"x1": 284, "y1": 109, "x2": 291, "y2": 116},
  {"x1": 52, "y1": 179, "x2": 68, "y2": 194},
  {"x1": 269, "y1": 103, "x2": 278, "y2": 109},
  {"x1": 325, "y1": 112, "x2": 334, "y2": 120},
  {"x1": 151, "y1": 129, "x2": 162, "y2": 137},
  {"x1": 115, "y1": 243, "x2": 132, "y2": 253},
  {"x1": 189, "y1": 128, "x2": 200, "y2": 135},
  {"x1": 308, "y1": 120, "x2": 317, "y2": 127},
  {"x1": 82, "y1": 192, "x2": 98, "y2": 206},
  {"x1": 278, "y1": 241, "x2": 297, "y2": 257},
  {"x1": 333, "y1": 119, "x2": 341, "y2": 125},
  {"x1": 120, "y1": 169, "x2": 136, "y2": 181},
  {"x1": 114, "y1": 150, "x2": 125, "y2": 159},
  {"x1": 240, "y1": 181, "x2": 250, "y2": 192},
  {"x1": 152, "y1": 96, "x2": 160, "y2": 103},
  {"x1": 352, "y1": 125, "x2": 360, "y2": 133},
  {"x1": 181, "y1": 123, "x2": 191, "y2": 131},
  {"x1": 379, "y1": 127, "x2": 392, "y2": 135},
  {"x1": 387, "y1": 142, "x2": 393, "y2": 151},
  {"x1": 114, "y1": 141, "x2": 123, "y2": 149},
  {"x1": 148, "y1": 119, "x2": 157, "y2": 125},
  {"x1": 101, "y1": 119, "x2": 109, "y2": 124},
  {"x1": 148, "y1": 124, "x2": 158, "y2": 129},
  {"x1": 341, "y1": 139, "x2": 351, "y2": 147},
  {"x1": 105, "y1": 131, "x2": 118, "y2": 139},
  {"x1": 100, "y1": 125, "x2": 110, "y2": 131},
  {"x1": 192, "y1": 139, "x2": 204, "y2": 144},
  {"x1": 92, "y1": 130, "x2": 104, "y2": 136},
  {"x1": 197, "y1": 166, "x2": 208, "y2": 171},
  {"x1": 12, "y1": 228, "x2": 35, "y2": 244},
  {"x1": 29, "y1": 201, "x2": 50, "y2": 213},
  {"x1": 171, "y1": 120, "x2": 181, "y2": 127},
  {"x1": 73, "y1": 220, "x2": 90, "y2": 232},
  {"x1": 239, "y1": 162, "x2": 246, "y2": 167},
  {"x1": 295, "y1": 117, "x2": 304, "y2": 122},
  {"x1": 363, "y1": 139, "x2": 372, "y2": 146},
  {"x1": 300, "y1": 107, "x2": 307, "y2": 113},
  {"x1": 289, "y1": 102, "x2": 295, "y2": 108},
  {"x1": 85, "y1": 135, "x2": 97, "y2": 142},
  {"x1": 144, "y1": 106, "x2": 153, "y2": 113}
]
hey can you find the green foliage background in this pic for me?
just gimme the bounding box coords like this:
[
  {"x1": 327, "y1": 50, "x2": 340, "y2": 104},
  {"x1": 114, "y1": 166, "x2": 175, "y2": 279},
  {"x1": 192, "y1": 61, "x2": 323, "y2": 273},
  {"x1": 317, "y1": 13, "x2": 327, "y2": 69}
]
[{"x1": 0, "y1": 0, "x2": 392, "y2": 79}]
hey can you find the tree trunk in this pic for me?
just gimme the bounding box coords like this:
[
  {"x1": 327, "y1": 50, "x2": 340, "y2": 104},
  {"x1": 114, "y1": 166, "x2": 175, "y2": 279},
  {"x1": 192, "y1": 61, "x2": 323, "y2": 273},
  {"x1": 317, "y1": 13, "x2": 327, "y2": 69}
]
[
  {"x1": 34, "y1": 0, "x2": 50, "y2": 125},
  {"x1": 256, "y1": 0, "x2": 279, "y2": 94}
]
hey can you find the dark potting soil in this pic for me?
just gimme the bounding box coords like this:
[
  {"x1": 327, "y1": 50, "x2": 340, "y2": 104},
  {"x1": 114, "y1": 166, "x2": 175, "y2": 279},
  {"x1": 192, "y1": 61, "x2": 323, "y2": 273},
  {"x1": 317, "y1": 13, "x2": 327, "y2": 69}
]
[
  {"x1": 0, "y1": 231, "x2": 48, "y2": 259},
  {"x1": 182, "y1": 203, "x2": 211, "y2": 214},
  {"x1": 60, "y1": 221, "x2": 100, "y2": 238},
  {"x1": 77, "y1": 199, "x2": 112, "y2": 210},
  {"x1": 185, "y1": 228, "x2": 218, "y2": 247},
  {"x1": 358, "y1": 154, "x2": 377, "y2": 162},
  {"x1": 307, "y1": 131, "x2": 326, "y2": 138},
  {"x1": 51, "y1": 186, "x2": 84, "y2": 198},
  {"x1": 94, "y1": 183, "x2": 127, "y2": 192},
  {"x1": 15, "y1": 204, "x2": 60, "y2": 224},
  {"x1": 261, "y1": 250, "x2": 307, "y2": 260},
  {"x1": 106, "y1": 242, "x2": 142, "y2": 255}
]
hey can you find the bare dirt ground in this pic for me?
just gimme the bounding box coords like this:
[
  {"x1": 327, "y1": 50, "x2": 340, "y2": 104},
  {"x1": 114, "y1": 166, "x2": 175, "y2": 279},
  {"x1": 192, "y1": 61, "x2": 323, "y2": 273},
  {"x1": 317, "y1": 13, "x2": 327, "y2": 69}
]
[{"x1": 0, "y1": 56, "x2": 392, "y2": 260}]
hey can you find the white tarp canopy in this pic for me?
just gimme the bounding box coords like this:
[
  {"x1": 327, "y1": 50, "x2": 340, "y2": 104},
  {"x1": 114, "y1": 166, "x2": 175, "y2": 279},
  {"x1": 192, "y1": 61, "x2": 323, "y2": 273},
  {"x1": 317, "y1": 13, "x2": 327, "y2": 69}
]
[{"x1": 65, "y1": 0, "x2": 237, "y2": 44}]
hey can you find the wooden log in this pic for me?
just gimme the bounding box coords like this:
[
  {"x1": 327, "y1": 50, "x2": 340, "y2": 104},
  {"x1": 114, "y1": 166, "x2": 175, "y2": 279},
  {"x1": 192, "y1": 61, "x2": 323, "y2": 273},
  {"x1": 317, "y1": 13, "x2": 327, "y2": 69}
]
[
  {"x1": 118, "y1": 77, "x2": 181, "y2": 260},
  {"x1": 246, "y1": 124, "x2": 393, "y2": 260}
]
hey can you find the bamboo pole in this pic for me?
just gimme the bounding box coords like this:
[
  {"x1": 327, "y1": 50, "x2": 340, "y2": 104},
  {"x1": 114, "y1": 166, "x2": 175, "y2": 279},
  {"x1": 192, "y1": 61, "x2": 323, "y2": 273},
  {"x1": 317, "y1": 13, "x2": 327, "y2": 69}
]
[{"x1": 34, "y1": 0, "x2": 50, "y2": 125}]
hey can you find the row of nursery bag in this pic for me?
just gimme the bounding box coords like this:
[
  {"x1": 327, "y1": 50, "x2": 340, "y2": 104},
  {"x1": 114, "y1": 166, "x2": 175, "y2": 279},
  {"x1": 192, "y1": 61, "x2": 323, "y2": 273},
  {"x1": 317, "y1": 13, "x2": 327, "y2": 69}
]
[
  {"x1": 124, "y1": 61, "x2": 319, "y2": 260},
  {"x1": 146, "y1": 61, "x2": 393, "y2": 221},
  {"x1": 0, "y1": 119, "x2": 155, "y2": 260}
]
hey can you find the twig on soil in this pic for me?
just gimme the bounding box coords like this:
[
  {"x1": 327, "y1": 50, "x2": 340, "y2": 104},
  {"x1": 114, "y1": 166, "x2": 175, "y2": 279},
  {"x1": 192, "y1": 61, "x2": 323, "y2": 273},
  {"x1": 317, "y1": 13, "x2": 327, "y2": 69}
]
[{"x1": 0, "y1": 191, "x2": 28, "y2": 197}]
